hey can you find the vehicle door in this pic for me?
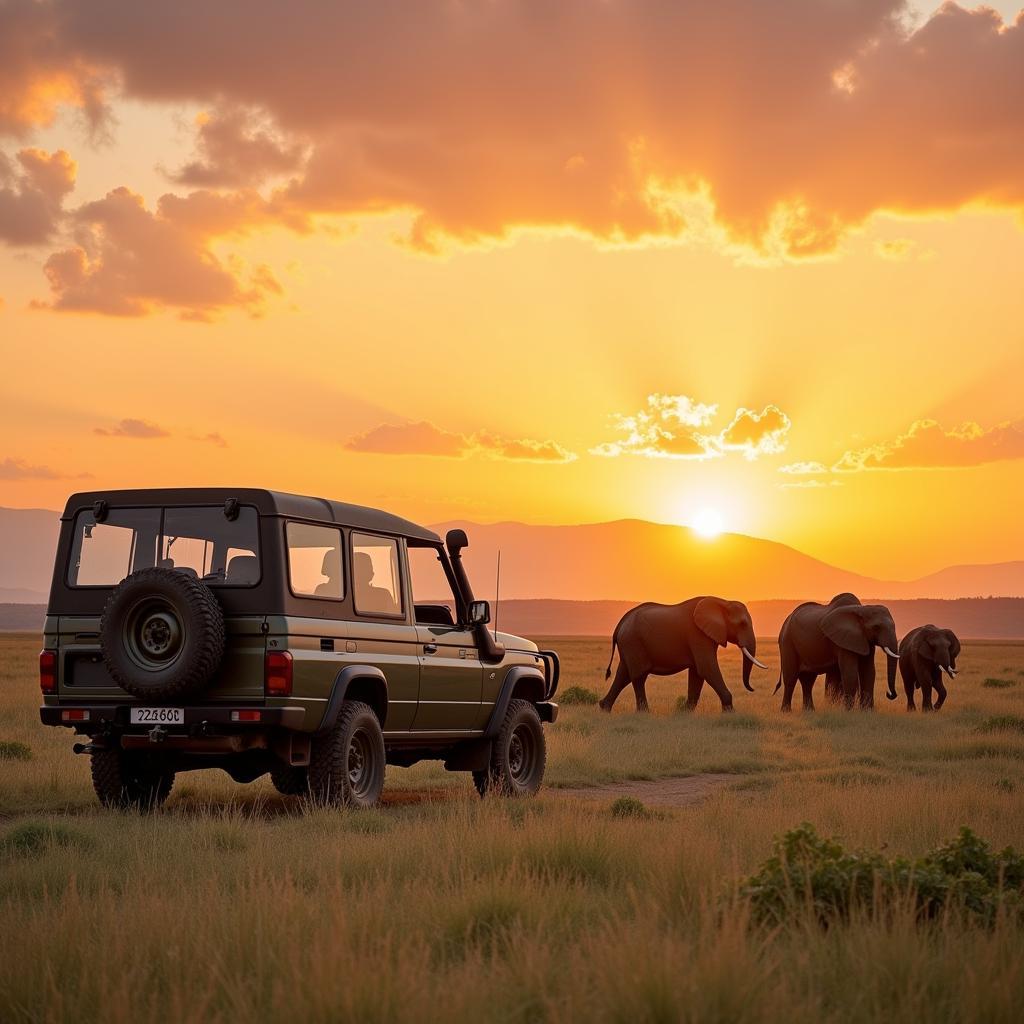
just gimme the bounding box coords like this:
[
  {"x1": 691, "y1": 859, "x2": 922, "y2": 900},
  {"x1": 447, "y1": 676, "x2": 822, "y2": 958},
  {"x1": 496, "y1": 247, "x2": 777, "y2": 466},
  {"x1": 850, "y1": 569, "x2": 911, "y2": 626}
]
[
  {"x1": 349, "y1": 531, "x2": 421, "y2": 732},
  {"x1": 406, "y1": 541, "x2": 483, "y2": 732}
]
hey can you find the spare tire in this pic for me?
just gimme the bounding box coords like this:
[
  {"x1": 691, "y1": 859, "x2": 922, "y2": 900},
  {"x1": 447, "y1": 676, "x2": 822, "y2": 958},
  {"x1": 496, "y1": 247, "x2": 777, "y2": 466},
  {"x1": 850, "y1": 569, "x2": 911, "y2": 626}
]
[{"x1": 100, "y1": 567, "x2": 225, "y2": 701}]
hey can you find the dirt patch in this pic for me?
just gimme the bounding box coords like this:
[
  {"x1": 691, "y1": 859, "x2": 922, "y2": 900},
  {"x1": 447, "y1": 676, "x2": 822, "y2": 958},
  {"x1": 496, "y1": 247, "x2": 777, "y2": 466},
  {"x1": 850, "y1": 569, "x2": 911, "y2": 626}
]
[{"x1": 550, "y1": 773, "x2": 735, "y2": 808}]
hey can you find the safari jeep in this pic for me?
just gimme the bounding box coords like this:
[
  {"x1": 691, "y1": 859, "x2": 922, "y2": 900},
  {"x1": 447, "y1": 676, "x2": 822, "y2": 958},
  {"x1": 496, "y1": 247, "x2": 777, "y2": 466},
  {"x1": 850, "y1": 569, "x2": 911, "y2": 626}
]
[{"x1": 39, "y1": 489, "x2": 558, "y2": 809}]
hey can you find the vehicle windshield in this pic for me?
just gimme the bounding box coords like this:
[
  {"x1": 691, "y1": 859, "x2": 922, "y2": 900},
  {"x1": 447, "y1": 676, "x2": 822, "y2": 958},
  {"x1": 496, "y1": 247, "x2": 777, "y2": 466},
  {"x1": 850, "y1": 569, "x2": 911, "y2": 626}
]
[{"x1": 67, "y1": 505, "x2": 260, "y2": 587}]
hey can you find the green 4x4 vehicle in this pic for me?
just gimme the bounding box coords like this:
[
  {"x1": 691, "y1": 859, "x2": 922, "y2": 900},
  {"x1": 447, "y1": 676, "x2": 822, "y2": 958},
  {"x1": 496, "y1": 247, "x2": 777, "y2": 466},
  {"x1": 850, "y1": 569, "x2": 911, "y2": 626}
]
[{"x1": 39, "y1": 489, "x2": 558, "y2": 809}]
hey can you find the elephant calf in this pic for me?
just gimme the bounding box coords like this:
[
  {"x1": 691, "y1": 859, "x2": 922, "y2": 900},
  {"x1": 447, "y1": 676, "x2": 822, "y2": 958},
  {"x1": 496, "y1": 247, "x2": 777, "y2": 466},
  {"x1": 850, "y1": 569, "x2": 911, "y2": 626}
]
[
  {"x1": 600, "y1": 596, "x2": 766, "y2": 713},
  {"x1": 898, "y1": 625, "x2": 961, "y2": 711}
]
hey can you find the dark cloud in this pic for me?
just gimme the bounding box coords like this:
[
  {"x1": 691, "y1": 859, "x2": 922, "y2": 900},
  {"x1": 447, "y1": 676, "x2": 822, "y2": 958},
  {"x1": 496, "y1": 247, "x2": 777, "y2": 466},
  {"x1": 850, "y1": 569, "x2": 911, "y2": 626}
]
[{"x1": 0, "y1": 147, "x2": 75, "y2": 245}]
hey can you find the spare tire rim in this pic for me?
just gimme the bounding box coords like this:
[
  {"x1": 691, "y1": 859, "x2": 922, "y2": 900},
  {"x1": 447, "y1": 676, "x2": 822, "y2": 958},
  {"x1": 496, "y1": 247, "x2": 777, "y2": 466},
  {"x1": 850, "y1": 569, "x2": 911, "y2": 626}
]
[
  {"x1": 347, "y1": 729, "x2": 373, "y2": 796},
  {"x1": 124, "y1": 598, "x2": 184, "y2": 670}
]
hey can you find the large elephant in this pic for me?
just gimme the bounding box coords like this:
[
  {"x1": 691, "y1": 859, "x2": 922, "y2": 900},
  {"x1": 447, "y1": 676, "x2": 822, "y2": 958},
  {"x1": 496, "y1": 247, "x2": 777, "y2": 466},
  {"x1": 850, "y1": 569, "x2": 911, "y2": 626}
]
[
  {"x1": 898, "y1": 625, "x2": 961, "y2": 712},
  {"x1": 600, "y1": 596, "x2": 766, "y2": 713},
  {"x1": 774, "y1": 593, "x2": 900, "y2": 711}
]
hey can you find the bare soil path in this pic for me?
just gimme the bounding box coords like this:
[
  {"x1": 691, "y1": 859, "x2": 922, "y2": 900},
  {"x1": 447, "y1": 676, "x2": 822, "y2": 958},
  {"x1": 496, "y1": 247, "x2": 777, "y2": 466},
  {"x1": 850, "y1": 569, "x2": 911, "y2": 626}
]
[{"x1": 549, "y1": 772, "x2": 735, "y2": 808}]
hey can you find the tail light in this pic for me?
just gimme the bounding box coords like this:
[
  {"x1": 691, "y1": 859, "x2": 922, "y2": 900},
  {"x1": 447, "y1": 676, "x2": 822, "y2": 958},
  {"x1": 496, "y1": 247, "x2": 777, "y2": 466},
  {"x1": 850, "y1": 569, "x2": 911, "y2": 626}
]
[
  {"x1": 39, "y1": 650, "x2": 57, "y2": 694},
  {"x1": 265, "y1": 650, "x2": 293, "y2": 696}
]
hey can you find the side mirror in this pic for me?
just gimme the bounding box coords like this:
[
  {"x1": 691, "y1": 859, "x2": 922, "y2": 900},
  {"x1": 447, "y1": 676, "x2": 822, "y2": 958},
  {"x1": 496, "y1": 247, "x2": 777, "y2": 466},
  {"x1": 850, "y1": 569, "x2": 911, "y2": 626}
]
[{"x1": 467, "y1": 600, "x2": 490, "y2": 626}]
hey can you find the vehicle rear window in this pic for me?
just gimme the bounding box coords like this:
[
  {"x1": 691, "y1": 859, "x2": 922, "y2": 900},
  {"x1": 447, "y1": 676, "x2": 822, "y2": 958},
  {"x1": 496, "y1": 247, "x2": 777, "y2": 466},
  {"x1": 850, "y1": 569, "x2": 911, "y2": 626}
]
[
  {"x1": 286, "y1": 522, "x2": 344, "y2": 599},
  {"x1": 67, "y1": 505, "x2": 260, "y2": 587}
]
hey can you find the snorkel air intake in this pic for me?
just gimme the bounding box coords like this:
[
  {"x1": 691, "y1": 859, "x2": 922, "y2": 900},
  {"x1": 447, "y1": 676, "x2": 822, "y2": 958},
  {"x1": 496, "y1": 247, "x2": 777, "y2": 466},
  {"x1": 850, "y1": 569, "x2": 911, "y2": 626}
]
[{"x1": 446, "y1": 529, "x2": 504, "y2": 664}]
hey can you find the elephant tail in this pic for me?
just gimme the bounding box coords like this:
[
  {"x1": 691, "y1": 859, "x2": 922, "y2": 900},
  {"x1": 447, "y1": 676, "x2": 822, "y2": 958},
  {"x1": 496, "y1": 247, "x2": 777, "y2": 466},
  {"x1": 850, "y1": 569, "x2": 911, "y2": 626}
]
[
  {"x1": 773, "y1": 675, "x2": 782, "y2": 695},
  {"x1": 605, "y1": 636, "x2": 617, "y2": 680}
]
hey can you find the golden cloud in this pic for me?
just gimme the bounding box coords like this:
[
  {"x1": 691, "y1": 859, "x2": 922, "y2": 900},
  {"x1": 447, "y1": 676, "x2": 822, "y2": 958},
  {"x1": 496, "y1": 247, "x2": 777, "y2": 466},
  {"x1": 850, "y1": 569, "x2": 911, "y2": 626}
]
[
  {"x1": 94, "y1": 418, "x2": 170, "y2": 439},
  {"x1": 37, "y1": 186, "x2": 282, "y2": 319},
  {"x1": 12, "y1": 1, "x2": 1022, "y2": 260},
  {"x1": 0, "y1": 147, "x2": 76, "y2": 245},
  {"x1": 345, "y1": 421, "x2": 577, "y2": 463},
  {"x1": 833, "y1": 419, "x2": 1024, "y2": 472},
  {"x1": 594, "y1": 395, "x2": 790, "y2": 461}
]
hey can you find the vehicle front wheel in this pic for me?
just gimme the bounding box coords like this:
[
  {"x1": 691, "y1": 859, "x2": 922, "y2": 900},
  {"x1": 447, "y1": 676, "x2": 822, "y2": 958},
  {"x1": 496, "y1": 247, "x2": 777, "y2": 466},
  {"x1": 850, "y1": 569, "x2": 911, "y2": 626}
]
[
  {"x1": 308, "y1": 701, "x2": 385, "y2": 808},
  {"x1": 474, "y1": 699, "x2": 546, "y2": 798},
  {"x1": 90, "y1": 748, "x2": 175, "y2": 811}
]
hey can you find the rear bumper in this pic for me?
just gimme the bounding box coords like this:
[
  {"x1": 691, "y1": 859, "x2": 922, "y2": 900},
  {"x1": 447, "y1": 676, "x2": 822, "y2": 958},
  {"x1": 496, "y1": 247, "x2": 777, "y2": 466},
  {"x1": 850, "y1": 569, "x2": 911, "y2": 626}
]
[{"x1": 40, "y1": 704, "x2": 306, "y2": 731}]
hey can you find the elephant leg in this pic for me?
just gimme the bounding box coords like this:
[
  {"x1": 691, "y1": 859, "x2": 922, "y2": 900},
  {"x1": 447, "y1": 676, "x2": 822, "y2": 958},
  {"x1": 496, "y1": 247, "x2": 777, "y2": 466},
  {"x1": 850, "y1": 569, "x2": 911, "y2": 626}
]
[
  {"x1": 799, "y1": 672, "x2": 817, "y2": 711},
  {"x1": 837, "y1": 650, "x2": 860, "y2": 710},
  {"x1": 779, "y1": 646, "x2": 799, "y2": 712},
  {"x1": 934, "y1": 676, "x2": 948, "y2": 710},
  {"x1": 858, "y1": 654, "x2": 876, "y2": 710},
  {"x1": 682, "y1": 668, "x2": 703, "y2": 712},
  {"x1": 901, "y1": 661, "x2": 916, "y2": 711},
  {"x1": 632, "y1": 673, "x2": 650, "y2": 713},
  {"x1": 824, "y1": 667, "x2": 843, "y2": 705},
  {"x1": 599, "y1": 661, "x2": 632, "y2": 712},
  {"x1": 920, "y1": 681, "x2": 934, "y2": 712},
  {"x1": 696, "y1": 649, "x2": 734, "y2": 712}
]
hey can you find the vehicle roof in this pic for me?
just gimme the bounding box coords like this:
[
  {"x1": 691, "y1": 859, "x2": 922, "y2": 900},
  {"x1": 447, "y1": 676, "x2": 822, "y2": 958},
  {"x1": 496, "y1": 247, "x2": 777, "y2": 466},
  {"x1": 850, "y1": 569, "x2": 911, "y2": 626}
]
[{"x1": 60, "y1": 488, "x2": 441, "y2": 544}]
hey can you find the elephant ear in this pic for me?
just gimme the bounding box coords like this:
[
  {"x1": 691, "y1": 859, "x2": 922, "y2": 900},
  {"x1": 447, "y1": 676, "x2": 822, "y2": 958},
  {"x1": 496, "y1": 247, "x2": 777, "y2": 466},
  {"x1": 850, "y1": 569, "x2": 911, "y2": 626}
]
[
  {"x1": 820, "y1": 606, "x2": 870, "y2": 656},
  {"x1": 943, "y1": 629, "x2": 961, "y2": 660},
  {"x1": 694, "y1": 597, "x2": 728, "y2": 647}
]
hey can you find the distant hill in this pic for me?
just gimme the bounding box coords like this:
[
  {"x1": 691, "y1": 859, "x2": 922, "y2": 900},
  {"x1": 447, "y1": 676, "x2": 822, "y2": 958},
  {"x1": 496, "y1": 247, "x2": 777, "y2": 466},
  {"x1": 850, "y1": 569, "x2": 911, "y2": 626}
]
[
  {"x1": 0, "y1": 506, "x2": 1022, "y2": 604},
  {"x1": 433, "y1": 519, "x2": 1024, "y2": 603},
  {"x1": 0, "y1": 508, "x2": 59, "y2": 599},
  {"x1": 484, "y1": 598, "x2": 1024, "y2": 640}
]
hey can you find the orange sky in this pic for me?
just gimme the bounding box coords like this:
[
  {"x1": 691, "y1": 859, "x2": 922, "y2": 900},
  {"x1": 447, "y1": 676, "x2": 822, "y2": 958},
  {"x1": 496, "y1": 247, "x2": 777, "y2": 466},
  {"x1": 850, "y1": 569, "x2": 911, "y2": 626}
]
[{"x1": 2, "y1": 1, "x2": 1023, "y2": 581}]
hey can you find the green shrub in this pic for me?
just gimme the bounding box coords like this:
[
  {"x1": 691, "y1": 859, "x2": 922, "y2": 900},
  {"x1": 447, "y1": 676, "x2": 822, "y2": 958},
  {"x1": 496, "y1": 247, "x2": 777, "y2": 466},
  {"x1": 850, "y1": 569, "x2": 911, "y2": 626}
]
[
  {"x1": 1, "y1": 822, "x2": 90, "y2": 857},
  {"x1": 978, "y1": 714, "x2": 1024, "y2": 735},
  {"x1": 738, "y1": 823, "x2": 1024, "y2": 927},
  {"x1": 560, "y1": 686, "x2": 600, "y2": 706},
  {"x1": 610, "y1": 796, "x2": 651, "y2": 819},
  {"x1": 982, "y1": 677, "x2": 1016, "y2": 689},
  {"x1": 0, "y1": 741, "x2": 32, "y2": 761}
]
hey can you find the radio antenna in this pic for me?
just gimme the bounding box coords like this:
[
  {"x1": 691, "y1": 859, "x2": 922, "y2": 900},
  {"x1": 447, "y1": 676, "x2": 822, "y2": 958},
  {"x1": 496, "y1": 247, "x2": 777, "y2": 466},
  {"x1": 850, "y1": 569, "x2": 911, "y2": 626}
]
[{"x1": 493, "y1": 549, "x2": 501, "y2": 641}]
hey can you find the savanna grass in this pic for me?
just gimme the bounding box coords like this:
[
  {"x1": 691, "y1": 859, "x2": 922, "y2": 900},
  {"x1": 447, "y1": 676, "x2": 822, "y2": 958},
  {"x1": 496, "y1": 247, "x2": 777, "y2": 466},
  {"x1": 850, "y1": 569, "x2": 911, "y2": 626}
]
[{"x1": 1, "y1": 633, "x2": 1024, "y2": 1022}]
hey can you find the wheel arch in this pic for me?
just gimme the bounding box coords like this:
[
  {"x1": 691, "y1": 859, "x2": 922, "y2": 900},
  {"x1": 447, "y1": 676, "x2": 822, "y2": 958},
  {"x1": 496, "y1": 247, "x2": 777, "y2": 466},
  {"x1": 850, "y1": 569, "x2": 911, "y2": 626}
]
[
  {"x1": 483, "y1": 666, "x2": 546, "y2": 739},
  {"x1": 319, "y1": 665, "x2": 389, "y2": 733}
]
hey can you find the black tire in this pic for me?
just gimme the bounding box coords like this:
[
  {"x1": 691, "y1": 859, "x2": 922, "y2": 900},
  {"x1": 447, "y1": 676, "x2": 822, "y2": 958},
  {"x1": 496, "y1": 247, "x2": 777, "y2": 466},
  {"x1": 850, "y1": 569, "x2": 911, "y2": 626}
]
[
  {"x1": 270, "y1": 764, "x2": 309, "y2": 796},
  {"x1": 100, "y1": 567, "x2": 225, "y2": 702},
  {"x1": 307, "y1": 701, "x2": 385, "y2": 808},
  {"x1": 90, "y1": 748, "x2": 175, "y2": 811},
  {"x1": 474, "y1": 699, "x2": 546, "y2": 798}
]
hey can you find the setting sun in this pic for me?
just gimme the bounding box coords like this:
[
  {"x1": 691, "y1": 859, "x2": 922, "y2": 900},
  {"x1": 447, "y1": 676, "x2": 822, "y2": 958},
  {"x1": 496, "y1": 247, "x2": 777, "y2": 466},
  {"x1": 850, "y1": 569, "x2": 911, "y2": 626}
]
[{"x1": 691, "y1": 507, "x2": 725, "y2": 539}]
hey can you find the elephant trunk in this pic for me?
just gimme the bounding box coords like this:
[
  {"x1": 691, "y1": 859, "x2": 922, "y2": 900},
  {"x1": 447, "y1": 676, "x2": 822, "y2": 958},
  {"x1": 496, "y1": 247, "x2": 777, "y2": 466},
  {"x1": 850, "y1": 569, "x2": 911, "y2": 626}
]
[
  {"x1": 739, "y1": 637, "x2": 763, "y2": 692},
  {"x1": 885, "y1": 647, "x2": 899, "y2": 701}
]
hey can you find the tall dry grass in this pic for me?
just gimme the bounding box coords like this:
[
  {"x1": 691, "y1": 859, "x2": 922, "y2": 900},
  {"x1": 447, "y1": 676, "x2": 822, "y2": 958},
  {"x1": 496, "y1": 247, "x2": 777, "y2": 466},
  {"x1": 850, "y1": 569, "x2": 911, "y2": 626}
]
[{"x1": 2, "y1": 633, "x2": 1024, "y2": 1022}]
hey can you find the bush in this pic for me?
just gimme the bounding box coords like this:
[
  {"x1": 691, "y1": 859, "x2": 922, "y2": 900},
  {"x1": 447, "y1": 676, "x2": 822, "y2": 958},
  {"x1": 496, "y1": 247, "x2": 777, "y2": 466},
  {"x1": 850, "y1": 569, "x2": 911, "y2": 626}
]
[
  {"x1": 0, "y1": 741, "x2": 32, "y2": 762},
  {"x1": 982, "y1": 677, "x2": 1016, "y2": 689},
  {"x1": 738, "y1": 823, "x2": 1024, "y2": 927},
  {"x1": 1, "y1": 822, "x2": 90, "y2": 857},
  {"x1": 610, "y1": 796, "x2": 651, "y2": 819},
  {"x1": 978, "y1": 714, "x2": 1024, "y2": 735},
  {"x1": 560, "y1": 686, "x2": 600, "y2": 706}
]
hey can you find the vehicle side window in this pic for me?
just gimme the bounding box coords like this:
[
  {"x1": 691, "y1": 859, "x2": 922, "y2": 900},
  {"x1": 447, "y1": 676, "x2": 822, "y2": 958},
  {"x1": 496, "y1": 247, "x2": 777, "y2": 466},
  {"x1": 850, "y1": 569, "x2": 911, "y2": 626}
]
[
  {"x1": 352, "y1": 533, "x2": 403, "y2": 617},
  {"x1": 408, "y1": 545, "x2": 459, "y2": 626},
  {"x1": 286, "y1": 522, "x2": 344, "y2": 599}
]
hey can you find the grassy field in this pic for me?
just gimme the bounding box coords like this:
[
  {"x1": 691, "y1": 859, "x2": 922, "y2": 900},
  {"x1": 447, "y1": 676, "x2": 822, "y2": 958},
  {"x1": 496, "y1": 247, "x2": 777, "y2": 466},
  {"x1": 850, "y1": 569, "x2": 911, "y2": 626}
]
[{"x1": 2, "y1": 631, "x2": 1024, "y2": 1022}]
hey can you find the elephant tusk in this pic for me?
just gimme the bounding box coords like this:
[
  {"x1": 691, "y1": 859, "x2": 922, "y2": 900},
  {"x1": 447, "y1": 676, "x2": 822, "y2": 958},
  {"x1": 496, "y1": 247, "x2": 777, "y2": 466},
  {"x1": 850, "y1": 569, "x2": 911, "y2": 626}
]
[
  {"x1": 943, "y1": 665, "x2": 957, "y2": 678},
  {"x1": 742, "y1": 647, "x2": 768, "y2": 669},
  {"x1": 883, "y1": 646, "x2": 900, "y2": 659}
]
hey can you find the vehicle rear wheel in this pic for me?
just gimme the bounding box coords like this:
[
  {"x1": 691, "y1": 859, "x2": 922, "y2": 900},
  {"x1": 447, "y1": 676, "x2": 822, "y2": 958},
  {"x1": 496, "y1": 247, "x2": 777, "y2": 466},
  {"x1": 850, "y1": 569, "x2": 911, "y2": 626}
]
[
  {"x1": 474, "y1": 699, "x2": 546, "y2": 798},
  {"x1": 270, "y1": 764, "x2": 309, "y2": 796},
  {"x1": 307, "y1": 701, "x2": 385, "y2": 808},
  {"x1": 90, "y1": 748, "x2": 175, "y2": 811}
]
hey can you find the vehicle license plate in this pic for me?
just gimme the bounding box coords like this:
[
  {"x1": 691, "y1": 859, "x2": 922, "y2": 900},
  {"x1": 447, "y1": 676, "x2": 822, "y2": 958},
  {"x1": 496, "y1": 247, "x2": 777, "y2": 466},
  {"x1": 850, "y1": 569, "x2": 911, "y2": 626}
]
[{"x1": 130, "y1": 707, "x2": 184, "y2": 725}]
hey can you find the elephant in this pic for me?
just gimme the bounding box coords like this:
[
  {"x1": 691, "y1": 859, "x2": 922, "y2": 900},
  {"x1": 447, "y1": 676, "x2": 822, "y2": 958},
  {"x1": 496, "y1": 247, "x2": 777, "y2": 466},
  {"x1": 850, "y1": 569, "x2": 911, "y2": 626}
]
[
  {"x1": 599, "y1": 596, "x2": 766, "y2": 713},
  {"x1": 898, "y1": 625, "x2": 961, "y2": 711},
  {"x1": 773, "y1": 593, "x2": 900, "y2": 711}
]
